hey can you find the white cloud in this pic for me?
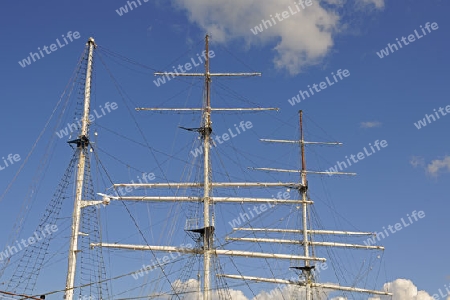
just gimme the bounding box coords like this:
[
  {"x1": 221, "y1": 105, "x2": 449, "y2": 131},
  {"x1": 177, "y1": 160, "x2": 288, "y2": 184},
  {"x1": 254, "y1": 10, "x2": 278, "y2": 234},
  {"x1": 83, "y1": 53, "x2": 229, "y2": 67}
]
[
  {"x1": 360, "y1": 121, "x2": 382, "y2": 128},
  {"x1": 317, "y1": 279, "x2": 440, "y2": 300},
  {"x1": 410, "y1": 156, "x2": 425, "y2": 168},
  {"x1": 358, "y1": 0, "x2": 385, "y2": 9},
  {"x1": 160, "y1": 279, "x2": 248, "y2": 300},
  {"x1": 426, "y1": 156, "x2": 450, "y2": 177},
  {"x1": 381, "y1": 279, "x2": 434, "y2": 300},
  {"x1": 172, "y1": 0, "x2": 384, "y2": 75},
  {"x1": 159, "y1": 279, "x2": 332, "y2": 300}
]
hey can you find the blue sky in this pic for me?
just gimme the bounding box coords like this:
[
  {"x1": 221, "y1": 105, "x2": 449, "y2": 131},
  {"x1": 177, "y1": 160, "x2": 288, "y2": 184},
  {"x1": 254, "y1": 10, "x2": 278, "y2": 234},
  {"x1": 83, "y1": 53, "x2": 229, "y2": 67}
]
[{"x1": 0, "y1": 0, "x2": 449, "y2": 299}]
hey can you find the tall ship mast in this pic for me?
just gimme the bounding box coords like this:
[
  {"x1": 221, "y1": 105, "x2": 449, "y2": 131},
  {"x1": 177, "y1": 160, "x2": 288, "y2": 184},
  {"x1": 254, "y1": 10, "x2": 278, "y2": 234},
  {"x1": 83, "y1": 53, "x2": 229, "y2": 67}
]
[
  {"x1": 0, "y1": 36, "x2": 392, "y2": 299},
  {"x1": 65, "y1": 37, "x2": 97, "y2": 300}
]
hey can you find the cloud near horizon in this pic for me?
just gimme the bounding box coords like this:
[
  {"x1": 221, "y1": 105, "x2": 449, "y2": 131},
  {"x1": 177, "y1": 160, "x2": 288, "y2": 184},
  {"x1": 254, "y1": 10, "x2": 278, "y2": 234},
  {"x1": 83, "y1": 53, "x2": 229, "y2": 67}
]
[
  {"x1": 160, "y1": 278, "x2": 444, "y2": 300},
  {"x1": 172, "y1": 0, "x2": 385, "y2": 75},
  {"x1": 370, "y1": 278, "x2": 450, "y2": 300}
]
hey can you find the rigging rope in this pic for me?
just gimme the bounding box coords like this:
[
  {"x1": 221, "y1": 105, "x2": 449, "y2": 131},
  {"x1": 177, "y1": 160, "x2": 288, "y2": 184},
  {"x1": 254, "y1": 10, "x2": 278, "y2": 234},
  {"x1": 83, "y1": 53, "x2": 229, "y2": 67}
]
[{"x1": 5, "y1": 152, "x2": 78, "y2": 295}]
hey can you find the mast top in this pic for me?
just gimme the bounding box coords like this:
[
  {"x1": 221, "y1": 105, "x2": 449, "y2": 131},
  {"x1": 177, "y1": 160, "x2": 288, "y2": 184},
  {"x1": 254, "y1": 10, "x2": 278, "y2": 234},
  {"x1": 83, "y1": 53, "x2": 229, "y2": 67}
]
[{"x1": 87, "y1": 37, "x2": 97, "y2": 48}]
